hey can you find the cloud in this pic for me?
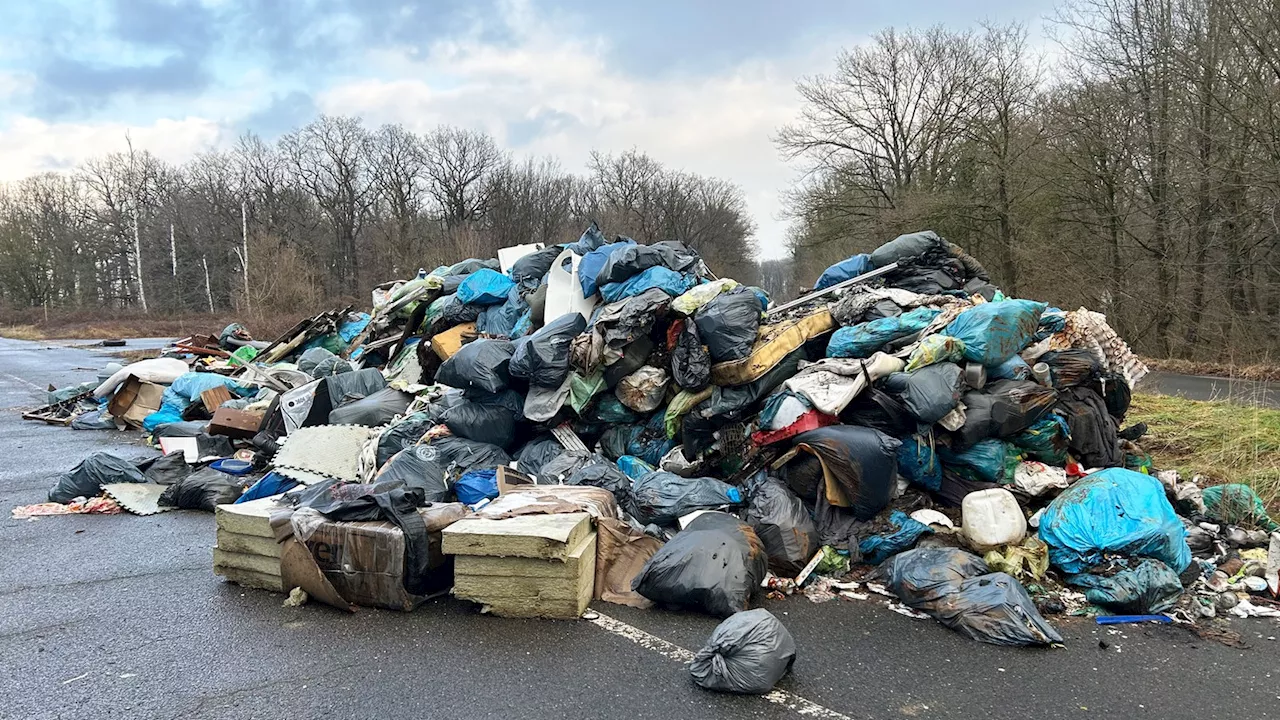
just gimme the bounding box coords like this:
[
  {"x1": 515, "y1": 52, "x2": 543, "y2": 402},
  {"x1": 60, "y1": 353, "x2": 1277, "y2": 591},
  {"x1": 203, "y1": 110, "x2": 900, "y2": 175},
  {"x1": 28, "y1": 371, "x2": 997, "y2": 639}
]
[{"x1": 0, "y1": 116, "x2": 225, "y2": 182}]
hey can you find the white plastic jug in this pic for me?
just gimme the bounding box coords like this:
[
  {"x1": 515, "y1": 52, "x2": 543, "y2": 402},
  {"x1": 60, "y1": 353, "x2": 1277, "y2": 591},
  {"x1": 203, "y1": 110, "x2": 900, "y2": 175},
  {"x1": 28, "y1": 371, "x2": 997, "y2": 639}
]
[
  {"x1": 961, "y1": 488, "x2": 1027, "y2": 548},
  {"x1": 545, "y1": 248, "x2": 597, "y2": 322}
]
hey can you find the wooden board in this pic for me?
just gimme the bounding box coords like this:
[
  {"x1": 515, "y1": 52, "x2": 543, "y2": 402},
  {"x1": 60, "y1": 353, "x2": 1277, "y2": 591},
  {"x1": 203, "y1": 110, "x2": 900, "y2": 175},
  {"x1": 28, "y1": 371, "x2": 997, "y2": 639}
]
[
  {"x1": 213, "y1": 548, "x2": 282, "y2": 576},
  {"x1": 215, "y1": 530, "x2": 283, "y2": 559},
  {"x1": 214, "y1": 495, "x2": 283, "y2": 538},
  {"x1": 431, "y1": 322, "x2": 477, "y2": 361},
  {"x1": 209, "y1": 407, "x2": 263, "y2": 439},
  {"x1": 442, "y1": 513, "x2": 591, "y2": 560},
  {"x1": 214, "y1": 565, "x2": 285, "y2": 593},
  {"x1": 454, "y1": 532, "x2": 595, "y2": 580},
  {"x1": 201, "y1": 385, "x2": 234, "y2": 412}
]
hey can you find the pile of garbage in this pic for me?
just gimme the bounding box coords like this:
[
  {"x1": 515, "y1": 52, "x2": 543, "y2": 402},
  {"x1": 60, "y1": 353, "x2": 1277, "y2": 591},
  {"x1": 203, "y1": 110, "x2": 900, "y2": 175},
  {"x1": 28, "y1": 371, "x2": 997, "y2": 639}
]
[{"x1": 19, "y1": 225, "x2": 1280, "y2": 689}]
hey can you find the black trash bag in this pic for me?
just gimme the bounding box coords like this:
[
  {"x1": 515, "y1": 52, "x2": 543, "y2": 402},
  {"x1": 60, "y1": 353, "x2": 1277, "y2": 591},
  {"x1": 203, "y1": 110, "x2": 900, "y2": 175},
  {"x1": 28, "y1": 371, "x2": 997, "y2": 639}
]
[
  {"x1": 883, "y1": 362, "x2": 964, "y2": 424},
  {"x1": 296, "y1": 482, "x2": 446, "y2": 595},
  {"x1": 1040, "y1": 349, "x2": 1104, "y2": 389},
  {"x1": 143, "y1": 451, "x2": 191, "y2": 486},
  {"x1": 48, "y1": 452, "x2": 145, "y2": 503},
  {"x1": 873, "y1": 548, "x2": 1062, "y2": 646},
  {"x1": 71, "y1": 408, "x2": 117, "y2": 430},
  {"x1": 447, "y1": 258, "x2": 499, "y2": 276},
  {"x1": 814, "y1": 492, "x2": 861, "y2": 555},
  {"x1": 779, "y1": 452, "x2": 823, "y2": 505},
  {"x1": 745, "y1": 475, "x2": 818, "y2": 575},
  {"x1": 509, "y1": 313, "x2": 586, "y2": 388},
  {"x1": 629, "y1": 471, "x2": 744, "y2": 526},
  {"x1": 870, "y1": 230, "x2": 944, "y2": 268},
  {"x1": 328, "y1": 387, "x2": 414, "y2": 426},
  {"x1": 421, "y1": 436, "x2": 512, "y2": 475},
  {"x1": 158, "y1": 467, "x2": 244, "y2": 512},
  {"x1": 537, "y1": 450, "x2": 597, "y2": 483},
  {"x1": 515, "y1": 435, "x2": 565, "y2": 477},
  {"x1": 436, "y1": 339, "x2": 515, "y2": 393},
  {"x1": 151, "y1": 421, "x2": 209, "y2": 439},
  {"x1": 566, "y1": 459, "x2": 633, "y2": 509},
  {"x1": 298, "y1": 347, "x2": 352, "y2": 378},
  {"x1": 440, "y1": 275, "x2": 466, "y2": 295},
  {"x1": 839, "y1": 387, "x2": 916, "y2": 437},
  {"x1": 603, "y1": 335, "x2": 654, "y2": 389},
  {"x1": 694, "y1": 287, "x2": 761, "y2": 363},
  {"x1": 440, "y1": 389, "x2": 522, "y2": 450},
  {"x1": 792, "y1": 426, "x2": 901, "y2": 521},
  {"x1": 632, "y1": 511, "x2": 767, "y2": 617},
  {"x1": 510, "y1": 245, "x2": 563, "y2": 286},
  {"x1": 596, "y1": 242, "x2": 699, "y2": 288},
  {"x1": 1068, "y1": 560, "x2": 1183, "y2": 614},
  {"x1": 683, "y1": 347, "x2": 807, "y2": 455},
  {"x1": 954, "y1": 380, "x2": 1058, "y2": 449},
  {"x1": 376, "y1": 412, "x2": 435, "y2": 467},
  {"x1": 305, "y1": 368, "x2": 388, "y2": 426},
  {"x1": 1056, "y1": 386, "x2": 1122, "y2": 467},
  {"x1": 1101, "y1": 372, "x2": 1132, "y2": 420},
  {"x1": 672, "y1": 321, "x2": 711, "y2": 390},
  {"x1": 440, "y1": 293, "x2": 484, "y2": 325},
  {"x1": 373, "y1": 447, "x2": 451, "y2": 502},
  {"x1": 196, "y1": 432, "x2": 236, "y2": 459},
  {"x1": 689, "y1": 609, "x2": 797, "y2": 695}
]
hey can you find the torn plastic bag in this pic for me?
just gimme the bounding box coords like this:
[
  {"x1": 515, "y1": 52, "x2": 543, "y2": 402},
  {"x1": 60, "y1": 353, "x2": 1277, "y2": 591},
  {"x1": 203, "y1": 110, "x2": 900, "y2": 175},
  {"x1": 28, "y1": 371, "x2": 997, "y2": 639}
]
[
  {"x1": 420, "y1": 436, "x2": 512, "y2": 476},
  {"x1": 616, "y1": 366, "x2": 669, "y2": 413},
  {"x1": 579, "y1": 239, "x2": 636, "y2": 298},
  {"x1": 1012, "y1": 460, "x2": 1070, "y2": 496},
  {"x1": 745, "y1": 475, "x2": 818, "y2": 575},
  {"x1": 71, "y1": 409, "x2": 117, "y2": 430},
  {"x1": 509, "y1": 313, "x2": 586, "y2": 388},
  {"x1": 814, "y1": 253, "x2": 874, "y2": 290},
  {"x1": 1068, "y1": 559, "x2": 1183, "y2": 614},
  {"x1": 48, "y1": 452, "x2": 146, "y2": 503},
  {"x1": 785, "y1": 352, "x2": 904, "y2": 416},
  {"x1": 1056, "y1": 386, "x2": 1121, "y2": 467},
  {"x1": 515, "y1": 436, "x2": 564, "y2": 477},
  {"x1": 1040, "y1": 349, "x2": 1103, "y2": 389},
  {"x1": 897, "y1": 434, "x2": 942, "y2": 491},
  {"x1": 631, "y1": 511, "x2": 767, "y2": 617},
  {"x1": 328, "y1": 387, "x2": 413, "y2": 426},
  {"x1": 158, "y1": 467, "x2": 244, "y2": 512},
  {"x1": 690, "y1": 609, "x2": 796, "y2": 695},
  {"x1": 376, "y1": 412, "x2": 434, "y2": 467},
  {"x1": 510, "y1": 244, "x2": 563, "y2": 287},
  {"x1": 522, "y1": 375, "x2": 572, "y2": 422},
  {"x1": 938, "y1": 439, "x2": 1022, "y2": 485},
  {"x1": 537, "y1": 450, "x2": 596, "y2": 483},
  {"x1": 1010, "y1": 415, "x2": 1070, "y2": 465},
  {"x1": 565, "y1": 460, "x2": 633, "y2": 508},
  {"x1": 476, "y1": 285, "x2": 529, "y2": 338},
  {"x1": 1203, "y1": 484, "x2": 1279, "y2": 531},
  {"x1": 826, "y1": 307, "x2": 939, "y2": 358},
  {"x1": 905, "y1": 335, "x2": 966, "y2": 372},
  {"x1": 600, "y1": 266, "x2": 694, "y2": 303},
  {"x1": 440, "y1": 390, "x2": 521, "y2": 449},
  {"x1": 630, "y1": 471, "x2": 744, "y2": 526},
  {"x1": 793, "y1": 425, "x2": 900, "y2": 520},
  {"x1": 672, "y1": 279, "x2": 739, "y2": 315},
  {"x1": 859, "y1": 510, "x2": 933, "y2": 565},
  {"x1": 454, "y1": 469, "x2": 499, "y2": 505},
  {"x1": 143, "y1": 451, "x2": 191, "y2": 486},
  {"x1": 870, "y1": 230, "x2": 944, "y2": 268},
  {"x1": 456, "y1": 268, "x2": 516, "y2": 306},
  {"x1": 298, "y1": 347, "x2": 352, "y2": 378},
  {"x1": 436, "y1": 339, "x2": 515, "y2": 393},
  {"x1": 989, "y1": 355, "x2": 1031, "y2": 381},
  {"x1": 1038, "y1": 468, "x2": 1192, "y2": 574},
  {"x1": 617, "y1": 455, "x2": 656, "y2": 480},
  {"x1": 672, "y1": 321, "x2": 711, "y2": 390},
  {"x1": 694, "y1": 287, "x2": 762, "y2": 363},
  {"x1": 943, "y1": 300, "x2": 1046, "y2": 366},
  {"x1": 374, "y1": 447, "x2": 452, "y2": 501},
  {"x1": 871, "y1": 547, "x2": 991, "y2": 605},
  {"x1": 882, "y1": 362, "x2": 964, "y2": 424}
]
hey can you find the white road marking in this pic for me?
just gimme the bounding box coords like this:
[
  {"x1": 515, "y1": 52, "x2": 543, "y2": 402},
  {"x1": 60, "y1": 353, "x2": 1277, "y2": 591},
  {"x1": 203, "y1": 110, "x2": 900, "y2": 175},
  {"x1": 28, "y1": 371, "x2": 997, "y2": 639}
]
[
  {"x1": 587, "y1": 611, "x2": 857, "y2": 720},
  {"x1": 1, "y1": 371, "x2": 43, "y2": 391}
]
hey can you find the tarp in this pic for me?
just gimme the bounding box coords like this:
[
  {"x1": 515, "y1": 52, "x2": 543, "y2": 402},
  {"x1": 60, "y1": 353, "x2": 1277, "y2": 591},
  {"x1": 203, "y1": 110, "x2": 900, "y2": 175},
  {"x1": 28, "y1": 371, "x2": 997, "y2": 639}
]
[{"x1": 814, "y1": 254, "x2": 874, "y2": 290}]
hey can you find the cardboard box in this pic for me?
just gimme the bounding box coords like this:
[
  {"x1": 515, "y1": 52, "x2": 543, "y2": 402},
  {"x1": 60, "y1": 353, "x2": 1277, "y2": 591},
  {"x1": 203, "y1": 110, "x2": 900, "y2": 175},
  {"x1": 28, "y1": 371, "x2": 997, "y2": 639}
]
[
  {"x1": 107, "y1": 375, "x2": 165, "y2": 428},
  {"x1": 209, "y1": 407, "x2": 263, "y2": 439}
]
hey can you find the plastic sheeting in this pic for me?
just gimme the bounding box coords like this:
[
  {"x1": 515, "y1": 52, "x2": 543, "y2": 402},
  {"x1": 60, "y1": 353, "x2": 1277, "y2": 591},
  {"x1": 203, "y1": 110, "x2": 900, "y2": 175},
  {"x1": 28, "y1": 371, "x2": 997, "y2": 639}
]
[{"x1": 1038, "y1": 468, "x2": 1192, "y2": 574}]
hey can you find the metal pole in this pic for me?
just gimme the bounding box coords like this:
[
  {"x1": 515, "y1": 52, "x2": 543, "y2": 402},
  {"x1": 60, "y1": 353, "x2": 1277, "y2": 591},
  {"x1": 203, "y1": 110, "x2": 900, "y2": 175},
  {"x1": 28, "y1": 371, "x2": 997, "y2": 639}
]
[{"x1": 764, "y1": 262, "x2": 899, "y2": 319}]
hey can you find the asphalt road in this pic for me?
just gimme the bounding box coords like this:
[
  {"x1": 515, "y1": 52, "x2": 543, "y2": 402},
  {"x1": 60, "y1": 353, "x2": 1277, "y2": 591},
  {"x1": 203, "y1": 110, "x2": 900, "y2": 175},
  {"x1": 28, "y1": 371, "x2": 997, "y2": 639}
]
[{"x1": 2, "y1": 336, "x2": 1278, "y2": 720}]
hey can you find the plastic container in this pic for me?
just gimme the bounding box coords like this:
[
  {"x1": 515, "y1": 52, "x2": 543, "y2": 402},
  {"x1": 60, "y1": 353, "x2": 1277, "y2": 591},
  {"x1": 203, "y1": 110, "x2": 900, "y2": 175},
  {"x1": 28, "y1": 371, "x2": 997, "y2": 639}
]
[
  {"x1": 961, "y1": 488, "x2": 1027, "y2": 548},
  {"x1": 1031, "y1": 362, "x2": 1051, "y2": 385}
]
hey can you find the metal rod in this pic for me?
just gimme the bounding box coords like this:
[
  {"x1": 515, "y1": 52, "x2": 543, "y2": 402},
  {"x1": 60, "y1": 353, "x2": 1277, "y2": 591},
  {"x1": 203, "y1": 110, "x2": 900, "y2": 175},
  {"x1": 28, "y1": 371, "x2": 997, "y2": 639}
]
[{"x1": 765, "y1": 262, "x2": 898, "y2": 318}]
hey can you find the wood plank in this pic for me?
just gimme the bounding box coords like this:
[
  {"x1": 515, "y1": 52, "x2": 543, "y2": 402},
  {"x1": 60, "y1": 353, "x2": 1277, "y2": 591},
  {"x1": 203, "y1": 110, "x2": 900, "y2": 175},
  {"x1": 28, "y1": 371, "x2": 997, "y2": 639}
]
[
  {"x1": 442, "y1": 513, "x2": 590, "y2": 560},
  {"x1": 201, "y1": 385, "x2": 234, "y2": 412}
]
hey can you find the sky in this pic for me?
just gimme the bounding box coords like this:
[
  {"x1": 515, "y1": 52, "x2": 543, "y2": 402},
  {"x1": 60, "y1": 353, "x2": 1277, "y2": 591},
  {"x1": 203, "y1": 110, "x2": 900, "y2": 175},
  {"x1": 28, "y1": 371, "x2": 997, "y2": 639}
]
[{"x1": 0, "y1": 0, "x2": 1056, "y2": 259}]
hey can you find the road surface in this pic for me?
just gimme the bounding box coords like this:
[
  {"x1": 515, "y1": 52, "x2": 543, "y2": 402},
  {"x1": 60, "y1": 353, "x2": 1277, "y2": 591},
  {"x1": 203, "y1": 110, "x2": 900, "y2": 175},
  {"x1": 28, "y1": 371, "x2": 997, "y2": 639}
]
[{"x1": 1, "y1": 336, "x2": 1277, "y2": 720}]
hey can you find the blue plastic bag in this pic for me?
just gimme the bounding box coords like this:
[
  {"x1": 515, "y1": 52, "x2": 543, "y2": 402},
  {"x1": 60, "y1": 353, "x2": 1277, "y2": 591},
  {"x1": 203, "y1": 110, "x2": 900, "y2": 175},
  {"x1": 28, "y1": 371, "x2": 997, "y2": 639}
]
[
  {"x1": 617, "y1": 455, "x2": 656, "y2": 480},
  {"x1": 944, "y1": 300, "x2": 1046, "y2": 366},
  {"x1": 141, "y1": 406, "x2": 183, "y2": 432},
  {"x1": 827, "y1": 307, "x2": 939, "y2": 358},
  {"x1": 457, "y1": 268, "x2": 516, "y2": 306},
  {"x1": 579, "y1": 239, "x2": 636, "y2": 298},
  {"x1": 455, "y1": 468, "x2": 500, "y2": 505},
  {"x1": 990, "y1": 354, "x2": 1031, "y2": 380},
  {"x1": 1038, "y1": 468, "x2": 1192, "y2": 574},
  {"x1": 161, "y1": 372, "x2": 249, "y2": 413},
  {"x1": 599, "y1": 266, "x2": 695, "y2": 303},
  {"x1": 338, "y1": 313, "x2": 371, "y2": 342},
  {"x1": 814, "y1": 254, "x2": 874, "y2": 290},
  {"x1": 565, "y1": 221, "x2": 606, "y2": 255},
  {"x1": 476, "y1": 285, "x2": 529, "y2": 337},
  {"x1": 897, "y1": 434, "x2": 942, "y2": 491},
  {"x1": 236, "y1": 472, "x2": 298, "y2": 503},
  {"x1": 1011, "y1": 415, "x2": 1070, "y2": 464},
  {"x1": 860, "y1": 510, "x2": 934, "y2": 565},
  {"x1": 938, "y1": 439, "x2": 1022, "y2": 484}
]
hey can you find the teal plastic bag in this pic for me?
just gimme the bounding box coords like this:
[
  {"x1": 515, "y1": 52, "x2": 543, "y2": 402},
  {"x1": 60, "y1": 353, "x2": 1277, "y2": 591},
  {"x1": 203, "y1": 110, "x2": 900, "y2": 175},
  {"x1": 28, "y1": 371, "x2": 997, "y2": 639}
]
[
  {"x1": 944, "y1": 300, "x2": 1046, "y2": 366},
  {"x1": 827, "y1": 307, "x2": 939, "y2": 358}
]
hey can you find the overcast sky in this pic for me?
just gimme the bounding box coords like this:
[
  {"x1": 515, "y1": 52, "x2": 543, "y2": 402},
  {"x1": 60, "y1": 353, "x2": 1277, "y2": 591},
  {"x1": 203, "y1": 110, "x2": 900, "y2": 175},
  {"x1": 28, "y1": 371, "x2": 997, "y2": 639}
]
[{"x1": 0, "y1": 0, "x2": 1056, "y2": 259}]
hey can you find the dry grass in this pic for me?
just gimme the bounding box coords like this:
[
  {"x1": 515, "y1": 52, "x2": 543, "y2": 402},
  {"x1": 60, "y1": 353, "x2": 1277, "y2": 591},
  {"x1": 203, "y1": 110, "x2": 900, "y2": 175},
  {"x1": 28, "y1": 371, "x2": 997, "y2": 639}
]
[
  {"x1": 0, "y1": 308, "x2": 306, "y2": 343},
  {"x1": 1142, "y1": 356, "x2": 1280, "y2": 382},
  {"x1": 1129, "y1": 391, "x2": 1280, "y2": 514}
]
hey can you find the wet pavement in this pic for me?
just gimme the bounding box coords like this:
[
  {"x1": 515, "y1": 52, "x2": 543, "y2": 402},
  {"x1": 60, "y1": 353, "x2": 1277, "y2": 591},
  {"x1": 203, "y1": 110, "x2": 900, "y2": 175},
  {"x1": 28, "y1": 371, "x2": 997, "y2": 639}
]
[{"x1": 2, "y1": 336, "x2": 1278, "y2": 720}]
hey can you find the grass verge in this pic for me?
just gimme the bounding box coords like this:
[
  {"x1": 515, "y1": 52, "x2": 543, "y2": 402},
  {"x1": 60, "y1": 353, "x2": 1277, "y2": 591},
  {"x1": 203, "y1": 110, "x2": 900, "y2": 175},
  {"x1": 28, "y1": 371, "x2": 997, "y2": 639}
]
[
  {"x1": 1142, "y1": 356, "x2": 1280, "y2": 383},
  {"x1": 1129, "y1": 392, "x2": 1280, "y2": 514}
]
